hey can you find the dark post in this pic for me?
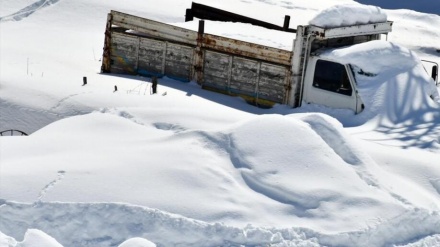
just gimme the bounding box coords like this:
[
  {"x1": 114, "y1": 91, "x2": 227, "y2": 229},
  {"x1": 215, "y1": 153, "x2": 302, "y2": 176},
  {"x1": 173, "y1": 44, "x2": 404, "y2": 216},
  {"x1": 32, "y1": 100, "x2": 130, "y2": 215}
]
[
  {"x1": 198, "y1": 20, "x2": 205, "y2": 35},
  {"x1": 82, "y1": 76, "x2": 87, "y2": 86},
  {"x1": 185, "y1": 9, "x2": 193, "y2": 22},
  {"x1": 283, "y1": 15, "x2": 290, "y2": 31},
  {"x1": 114, "y1": 85, "x2": 118, "y2": 92},
  {"x1": 152, "y1": 76, "x2": 158, "y2": 94}
]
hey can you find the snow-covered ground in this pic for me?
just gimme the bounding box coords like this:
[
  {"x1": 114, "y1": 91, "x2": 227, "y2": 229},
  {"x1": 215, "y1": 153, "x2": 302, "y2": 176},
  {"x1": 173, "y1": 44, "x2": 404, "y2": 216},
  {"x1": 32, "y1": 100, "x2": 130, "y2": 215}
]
[{"x1": 1, "y1": 0, "x2": 440, "y2": 246}]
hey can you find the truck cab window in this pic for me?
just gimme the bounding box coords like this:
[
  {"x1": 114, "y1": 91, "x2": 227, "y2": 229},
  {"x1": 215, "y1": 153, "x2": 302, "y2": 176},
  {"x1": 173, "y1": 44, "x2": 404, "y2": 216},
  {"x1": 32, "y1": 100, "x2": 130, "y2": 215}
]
[{"x1": 313, "y1": 60, "x2": 353, "y2": 96}]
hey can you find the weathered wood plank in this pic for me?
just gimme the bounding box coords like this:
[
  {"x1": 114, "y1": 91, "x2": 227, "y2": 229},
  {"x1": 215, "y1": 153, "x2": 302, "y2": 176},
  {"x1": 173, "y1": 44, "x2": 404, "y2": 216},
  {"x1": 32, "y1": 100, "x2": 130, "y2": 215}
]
[
  {"x1": 164, "y1": 43, "x2": 193, "y2": 81},
  {"x1": 230, "y1": 57, "x2": 258, "y2": 95},
  {"x1": 203, "y1": 34, "x2": 291, "y2": 66},
  {"x1": 111, "y1": 10, "x2": 198, "y2": 46},
  {"x1": 203, "y1": 51, "x2": 230, "y2": 89},
  {"x1": 204, "y1": 51, "x2": 230, "y2": 84},
  {"x1": 138, "y1": 38, "x2": 166, "y2": 76},
  {"x1": 257, "y1": 63, "x2": 288, "y2": 102},
  {"x1": 110, "y1": 32, "x2": 139, "y2": 74}
]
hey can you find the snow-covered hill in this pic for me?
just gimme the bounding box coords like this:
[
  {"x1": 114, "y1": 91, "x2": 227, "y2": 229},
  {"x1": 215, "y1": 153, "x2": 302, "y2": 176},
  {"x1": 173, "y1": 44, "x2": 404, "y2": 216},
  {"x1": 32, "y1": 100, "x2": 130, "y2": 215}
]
[{"x1": 1, "y1": 0, "x2": 440, "y2": 246}]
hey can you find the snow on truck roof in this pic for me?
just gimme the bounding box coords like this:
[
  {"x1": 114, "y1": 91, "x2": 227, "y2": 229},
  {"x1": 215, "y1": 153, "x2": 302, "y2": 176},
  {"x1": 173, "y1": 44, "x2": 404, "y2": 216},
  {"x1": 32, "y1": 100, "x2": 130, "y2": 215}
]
[{"x1": 309, "y1": 4, "x2": 387, "y2": 28}]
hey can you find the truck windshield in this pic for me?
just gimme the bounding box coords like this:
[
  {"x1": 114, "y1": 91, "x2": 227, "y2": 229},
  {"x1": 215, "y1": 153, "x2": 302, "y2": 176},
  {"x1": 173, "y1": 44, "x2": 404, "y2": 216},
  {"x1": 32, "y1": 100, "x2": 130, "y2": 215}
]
[{"x1": 312, "y1": 60, "x2": 353, "y2": 96}]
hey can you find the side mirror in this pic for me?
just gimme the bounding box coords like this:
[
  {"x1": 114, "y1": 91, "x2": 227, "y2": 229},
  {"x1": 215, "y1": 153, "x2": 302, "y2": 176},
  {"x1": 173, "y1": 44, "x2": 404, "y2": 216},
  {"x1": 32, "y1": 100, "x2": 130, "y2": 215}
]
[{"x1": 432, "y1": 65, "x2": 438, "y2": 85}]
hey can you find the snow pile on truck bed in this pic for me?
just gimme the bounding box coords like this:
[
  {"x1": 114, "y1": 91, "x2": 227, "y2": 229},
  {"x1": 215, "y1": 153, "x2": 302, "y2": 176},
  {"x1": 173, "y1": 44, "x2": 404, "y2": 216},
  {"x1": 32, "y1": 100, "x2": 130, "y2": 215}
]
[{"x1": 309, "y1": 4, "x2": 387, "y2": 28}]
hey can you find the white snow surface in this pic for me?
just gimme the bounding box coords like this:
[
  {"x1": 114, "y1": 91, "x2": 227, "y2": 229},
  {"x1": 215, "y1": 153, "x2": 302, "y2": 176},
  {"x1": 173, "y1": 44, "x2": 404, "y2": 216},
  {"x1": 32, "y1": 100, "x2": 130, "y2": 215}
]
[
  {"x1": 309, "y1": 3, "x2": 387, "y2": 28},
  {"x1": 118, "y1": 238, "x2": 156, "y2": 247},
  {"x1": 1, "y1": 0, "x2": 440, "y2": 247}
]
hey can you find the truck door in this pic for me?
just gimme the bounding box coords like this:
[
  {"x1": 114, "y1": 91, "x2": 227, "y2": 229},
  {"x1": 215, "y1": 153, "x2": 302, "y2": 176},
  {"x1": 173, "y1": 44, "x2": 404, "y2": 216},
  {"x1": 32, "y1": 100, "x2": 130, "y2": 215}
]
[{"x1": 303, "y1": 58, "x2": 363, "y2": 113}]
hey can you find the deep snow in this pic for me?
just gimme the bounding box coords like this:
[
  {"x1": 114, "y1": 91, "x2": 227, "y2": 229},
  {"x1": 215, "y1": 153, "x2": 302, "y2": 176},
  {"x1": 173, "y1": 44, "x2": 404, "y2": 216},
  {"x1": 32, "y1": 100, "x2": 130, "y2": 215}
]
[{"x1": 1, "y1": 0, "x2": 440, "y2": 246}]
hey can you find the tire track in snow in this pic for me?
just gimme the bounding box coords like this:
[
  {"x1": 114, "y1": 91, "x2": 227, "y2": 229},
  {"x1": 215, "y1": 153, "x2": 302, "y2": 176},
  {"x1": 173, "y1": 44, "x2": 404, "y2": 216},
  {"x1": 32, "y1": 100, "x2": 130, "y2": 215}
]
[{"x1": 0, "y1": 0, "x2": 61, "y2": 22}]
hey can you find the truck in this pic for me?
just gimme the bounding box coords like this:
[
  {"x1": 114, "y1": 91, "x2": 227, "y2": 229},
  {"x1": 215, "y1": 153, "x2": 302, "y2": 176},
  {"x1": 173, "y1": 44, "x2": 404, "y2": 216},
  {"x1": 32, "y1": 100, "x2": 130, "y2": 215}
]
[{"x1": 100, "y1": 2, "x2": 439, "y2": 113}]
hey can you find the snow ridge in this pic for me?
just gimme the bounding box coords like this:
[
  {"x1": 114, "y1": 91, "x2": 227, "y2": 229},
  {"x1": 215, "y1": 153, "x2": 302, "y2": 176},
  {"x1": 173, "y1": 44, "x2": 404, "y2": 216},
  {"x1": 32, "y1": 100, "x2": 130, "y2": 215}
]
[
  {"x1": 0, "y1": 201, "x2": 320, "y2": 247},
  {"x1": 2, "y1": 201, "x2": 440, "y2": 247}
]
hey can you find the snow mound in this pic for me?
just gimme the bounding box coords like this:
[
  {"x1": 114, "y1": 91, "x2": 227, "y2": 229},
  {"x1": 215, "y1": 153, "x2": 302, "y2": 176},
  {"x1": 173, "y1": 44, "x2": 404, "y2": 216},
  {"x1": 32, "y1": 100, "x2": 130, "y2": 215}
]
[
  {"x1": 319, "y1": 40, "x2": 418, "y2": 74},
  {"x1": 118, "y1": 238, "x2": 156, "y2": 247},
  {"x1": 1, "y1": 111, "x2": 422, "y2": 233},
  {"x1": 396, "y1": 234, "x2": 440, "y2": 247},
  {"x1": 0, "y1": 229, "x2": 63, "y2": 247},
  {"x1": 228, "y1": 114, "x2": 405, "y2": 225},
  {"x1": 309, "y1": 4, "x2": 387, "y2": 28}
]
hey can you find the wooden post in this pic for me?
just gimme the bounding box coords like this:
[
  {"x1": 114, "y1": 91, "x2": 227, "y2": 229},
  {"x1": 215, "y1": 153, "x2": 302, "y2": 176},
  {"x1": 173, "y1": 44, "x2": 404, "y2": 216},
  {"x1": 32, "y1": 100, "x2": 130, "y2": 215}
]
[
  {"x1": 198, "y1": 19, "x2": 205, "y2": 35},
  {"x1": 83, "y1": 76, "x2": 87, "y2": 86},
  {"x1": 283, "y1": 15, "x2": 290, "y2": 31}
]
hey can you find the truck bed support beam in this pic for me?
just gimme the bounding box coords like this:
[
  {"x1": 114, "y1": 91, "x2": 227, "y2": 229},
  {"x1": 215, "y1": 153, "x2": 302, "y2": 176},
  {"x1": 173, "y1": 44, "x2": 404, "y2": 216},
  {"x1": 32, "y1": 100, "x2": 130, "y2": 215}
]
[{"x1": 186, "y1": 2, "x2": 296, "y2": 33}]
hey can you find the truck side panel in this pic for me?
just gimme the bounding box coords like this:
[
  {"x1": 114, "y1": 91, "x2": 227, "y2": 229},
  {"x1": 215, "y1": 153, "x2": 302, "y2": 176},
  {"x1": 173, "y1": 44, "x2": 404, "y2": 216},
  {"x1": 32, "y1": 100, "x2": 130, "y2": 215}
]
[
  {"x1": 203, "y1": 51, "x2": 230, "y2": 90},
  {"x1": 104, "y1": 11, "x2": 292, "y2": 105},
  {"x1": 110, "y1": 32, "x2": 139, "y2": 74},
  {"x1": 164, "y1": 43, "x2": 193, "y2": 81},
  {"x1": 138, "y1": 38, "x2": 166, "y2": 77}
]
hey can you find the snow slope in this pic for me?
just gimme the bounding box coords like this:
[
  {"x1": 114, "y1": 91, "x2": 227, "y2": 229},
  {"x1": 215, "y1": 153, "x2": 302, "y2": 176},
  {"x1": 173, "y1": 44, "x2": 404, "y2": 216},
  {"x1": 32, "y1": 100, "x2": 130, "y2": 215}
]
[{"x1": 1, "y1": 0, "x2": 440, "y2": 246}]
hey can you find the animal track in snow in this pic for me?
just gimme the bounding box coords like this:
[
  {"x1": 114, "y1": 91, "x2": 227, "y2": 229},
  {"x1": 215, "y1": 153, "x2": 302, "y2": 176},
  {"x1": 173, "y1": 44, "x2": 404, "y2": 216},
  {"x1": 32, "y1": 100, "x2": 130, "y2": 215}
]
[{"x1": 36, "y1": 170, "x2": 65, "y2": 202}]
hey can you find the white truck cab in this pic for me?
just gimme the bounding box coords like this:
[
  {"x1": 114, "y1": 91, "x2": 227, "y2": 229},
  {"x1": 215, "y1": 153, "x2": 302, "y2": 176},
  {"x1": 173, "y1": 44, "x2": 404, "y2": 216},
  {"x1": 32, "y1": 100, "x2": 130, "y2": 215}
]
[
  {"x1": 288, "y1": 22, "x2": 394, "y2": 113},
  {"x1": 302, "y1": 57, "x2": 364, "y2": 113}
]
